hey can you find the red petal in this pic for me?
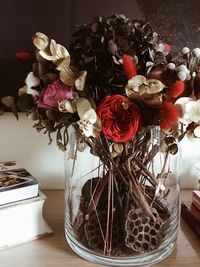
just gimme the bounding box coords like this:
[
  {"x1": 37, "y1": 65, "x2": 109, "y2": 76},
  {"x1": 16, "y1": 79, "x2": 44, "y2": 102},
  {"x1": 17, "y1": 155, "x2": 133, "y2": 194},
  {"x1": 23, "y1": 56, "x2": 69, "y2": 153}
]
[
  {"x1": 16, "y1": 52, "x2": 32, "y2": 60},
  {"x1": 123, "y1": 54, "x2": 137, "y2": 79},
  {"x1": 170, "y1": 80, "x2": 185, "y2": 98},
  {"x1": 163, "y1": 43, "x2": 171, "y2": 53}
]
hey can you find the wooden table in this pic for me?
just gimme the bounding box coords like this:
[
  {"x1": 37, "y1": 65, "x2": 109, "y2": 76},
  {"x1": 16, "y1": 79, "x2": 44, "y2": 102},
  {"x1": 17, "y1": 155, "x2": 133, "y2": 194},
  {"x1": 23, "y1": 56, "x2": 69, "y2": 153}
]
[{"x1": 0, "y1": 190, "x2": 199, "y2": 267}]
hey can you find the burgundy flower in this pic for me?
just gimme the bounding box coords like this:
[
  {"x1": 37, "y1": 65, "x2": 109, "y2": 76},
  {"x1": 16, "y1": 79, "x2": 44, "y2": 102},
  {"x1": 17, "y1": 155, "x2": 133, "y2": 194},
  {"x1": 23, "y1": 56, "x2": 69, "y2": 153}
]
[
  {"x1": 97, "y1": 95, "x2": 141, "y2": 142},
  {"x1": 37, "y1": 80, "x2": 73, "y2": 109}
]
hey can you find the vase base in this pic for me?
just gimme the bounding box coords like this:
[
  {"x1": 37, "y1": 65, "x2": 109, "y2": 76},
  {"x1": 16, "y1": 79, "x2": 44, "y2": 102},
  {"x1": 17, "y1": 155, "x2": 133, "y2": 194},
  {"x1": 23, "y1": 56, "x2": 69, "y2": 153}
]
[{"x1": 65, "y1": 230, "x2": 177, "y2": 267}]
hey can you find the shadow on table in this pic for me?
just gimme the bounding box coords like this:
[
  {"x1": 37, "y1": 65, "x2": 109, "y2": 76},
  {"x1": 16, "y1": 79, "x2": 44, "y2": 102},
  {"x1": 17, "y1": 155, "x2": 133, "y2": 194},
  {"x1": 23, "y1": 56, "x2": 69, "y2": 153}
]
[{"x1": 180, "y1": 218, "x2": 200, "y2": 257}]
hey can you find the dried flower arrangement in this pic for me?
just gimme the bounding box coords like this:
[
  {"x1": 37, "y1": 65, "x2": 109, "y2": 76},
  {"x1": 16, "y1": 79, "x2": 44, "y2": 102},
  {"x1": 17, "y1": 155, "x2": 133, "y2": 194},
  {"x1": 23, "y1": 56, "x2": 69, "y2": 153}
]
[{"x1": 2, "y1": 14, "x2": 200, "y2": 259}]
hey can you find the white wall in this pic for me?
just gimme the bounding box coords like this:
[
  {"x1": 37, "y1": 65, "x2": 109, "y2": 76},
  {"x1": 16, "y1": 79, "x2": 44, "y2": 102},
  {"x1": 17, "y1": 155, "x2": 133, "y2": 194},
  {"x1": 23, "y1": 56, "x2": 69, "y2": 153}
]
[
  {"x1": 0, "y1": 113, "x2": 65, "y2": 189},
  {"x1": 0, "y1": 113, "x2": 200, "y2": 189}
]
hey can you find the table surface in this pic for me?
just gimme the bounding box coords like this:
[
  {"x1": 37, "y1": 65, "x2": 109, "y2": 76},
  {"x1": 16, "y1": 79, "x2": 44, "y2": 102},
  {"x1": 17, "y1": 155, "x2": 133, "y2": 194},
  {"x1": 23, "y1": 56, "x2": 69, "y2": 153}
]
[{"x1": 0, "y1": 190, "x2": 199, "y2": 267}]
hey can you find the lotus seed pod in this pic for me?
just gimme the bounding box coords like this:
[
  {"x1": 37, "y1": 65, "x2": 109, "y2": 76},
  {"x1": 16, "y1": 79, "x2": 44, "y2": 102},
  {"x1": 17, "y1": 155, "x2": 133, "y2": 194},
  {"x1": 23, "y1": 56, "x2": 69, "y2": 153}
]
[
  {"x1": 177, "y1": 71, "x2": 186, "y2": 81},
  {"x1": 125, "y1": 208, "x2": 164, "y2": 253},
  {"x1": 193, "y1": 48, "x2": 200, "y2": 57},
  {"x1": 182, "y1": 47, "x2": 190, "y2": 55},
  {"x1": 167, "y1": 63, "x2": 175, "y2": 70}
]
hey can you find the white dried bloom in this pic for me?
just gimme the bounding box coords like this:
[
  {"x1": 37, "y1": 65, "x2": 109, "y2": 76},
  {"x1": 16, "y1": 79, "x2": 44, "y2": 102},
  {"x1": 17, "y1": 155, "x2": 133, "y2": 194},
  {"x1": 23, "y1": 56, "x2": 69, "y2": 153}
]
[
  {"x1": 176, "y1": 64, "x2": 189, "y2": 73},
  {"x1": 167, "y1": 63, "x2": 176, "y2": 70},
  {"x1": 193, "y1": 48, "x2": 200, "y2": 57},
  {"x1": 186, "y1": 100, "x2": 200, "y2": 123},
  {"x1": 175, "y1": 97, "x2": 194, "y2": 124},
  {"x1": 186, "y1": 73, "x2": 191, "y2": 81},
  {"x1": 194, "y1": 126, "x2": 200, "y2": 138},
  {"x1": 181, "y1": 47, "x2": 190, "y2": 55},
  {"x1": 177, "y1": 71, "x2": 187, "y2": 81},
  {"x1": 78, "y1": 109, "x2": 101, "y2": 138}
]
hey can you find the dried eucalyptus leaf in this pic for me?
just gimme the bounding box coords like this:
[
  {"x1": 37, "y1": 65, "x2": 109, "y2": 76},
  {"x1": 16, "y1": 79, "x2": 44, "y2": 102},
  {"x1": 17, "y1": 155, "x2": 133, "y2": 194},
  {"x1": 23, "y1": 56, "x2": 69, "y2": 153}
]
[
  {"x1": 65, "y1": 100, "x2": 77, "y2": 113},
  {"x1": 76, "y1": 98, "x2": 92, "y2": 119},
  {"x1": 33, "y1": 33, "x2": 49, "y2": 50},
  {"x1": 60, "y1": 68, "x2": 76, "y2": 86},
  {"x1": 75, "y1": 71, "x2": 87, "y2": 91},
  {"x1": 84, "y1": 109, "x2": 97, "y2": 124},
  {"x1": 56, "y1": 57, "x2": 70, "y2": 71},
  {"x1": 107, "y1": 39, "x2": 118, "y2": 55},
  {"x1": 56, "y1": 44, "x2": 70, "y2": 59},
  {"x1": 1, "y1": 96, "x2": 15, "y2": 108},
  {"x1": 49, "y1": 39, "x2": 58, "y2": 56},
  {"x1": 18, "y1": 85, "x2": 27, "y2": 96},
  {"x1": 39, "y1": 50, "x2": 57, "y2": 61}
]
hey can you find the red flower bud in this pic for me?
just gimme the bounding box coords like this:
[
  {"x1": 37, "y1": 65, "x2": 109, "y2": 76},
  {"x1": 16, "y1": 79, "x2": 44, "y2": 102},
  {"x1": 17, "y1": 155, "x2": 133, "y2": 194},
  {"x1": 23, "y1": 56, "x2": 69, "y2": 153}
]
[
  {"x1": 123, "y1": 54, "x2": 137, "y2": 80},
  {"x1": 159, "y1": 102, "x2": 178, "y2": 131},
  {"x1": 170, "y1": 80, "x2": 185, "y2": 98},
  {"x1": 16, "y1": 52, "x2": 32, "y2": 60}
]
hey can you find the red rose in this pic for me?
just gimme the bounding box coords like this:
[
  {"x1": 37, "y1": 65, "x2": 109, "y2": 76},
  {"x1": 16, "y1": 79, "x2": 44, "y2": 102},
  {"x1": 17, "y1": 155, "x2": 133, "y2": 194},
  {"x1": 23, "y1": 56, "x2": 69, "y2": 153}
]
[
  {"x1": 97, "y1": 95, "x2": 141, "y2": 142},
  {"x1": 37, "y1": 80, "x2": 73, "y2": 109}
]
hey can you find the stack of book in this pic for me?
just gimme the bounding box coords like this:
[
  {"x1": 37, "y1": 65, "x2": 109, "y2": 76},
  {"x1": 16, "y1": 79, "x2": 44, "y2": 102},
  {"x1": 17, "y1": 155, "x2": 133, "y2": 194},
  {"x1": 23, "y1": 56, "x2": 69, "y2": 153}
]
[
  {"x1": 0, "y1": 161, "x2": 53, "y2": 249},
  {"x1": 181, "y1": 190, "x2": 200, "y2": 240}
]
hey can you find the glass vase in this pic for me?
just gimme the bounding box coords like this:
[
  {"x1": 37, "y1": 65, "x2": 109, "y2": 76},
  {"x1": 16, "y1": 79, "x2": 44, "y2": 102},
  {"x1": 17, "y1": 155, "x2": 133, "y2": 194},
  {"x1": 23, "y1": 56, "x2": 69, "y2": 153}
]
[{"x1": 64, "y1": 126, "x2": 181, "y2": 266}]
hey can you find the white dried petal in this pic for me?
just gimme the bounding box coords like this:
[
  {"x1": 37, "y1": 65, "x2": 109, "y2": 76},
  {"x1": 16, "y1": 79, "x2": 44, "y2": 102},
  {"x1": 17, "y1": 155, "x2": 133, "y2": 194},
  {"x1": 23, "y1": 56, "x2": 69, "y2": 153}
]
[
  {"x1": 157, "y1": 43, "x2": 165, "y2": 53},
  {"x1": 182, "y1": 47, "x2": 190, "y2": 55},
  {"x1": 193, "y1": 48, "x2": 200, "y2": 57},
  {"x1": 146, "y1": 61, "x2": 153, "y2": 68},
  {"x1": 112, "y1": 56, "x2": 120, "y2": 65},
  {"x1": 194, "y1": 126, "x2": 200, "y2": 138},
  {"x1": 27, "y1": 87, "x2": 40, "y2": 97},
  {"x1": 75, "y1": 71, "x2": 87, "y2": 91},
  {"x1": 186, "y1": 101, "x2": 200, "y2": 123},
  {"x1": 177, "y1": 71, "x2": 187, "y2": 81},
  {"x1": 26, "y1": 72, "x2": 40, "y2": 88},
  {"x1": 186, "y1": 73, "x2": 191, "y2": 81},
  {"x1": 167, "y1": 63, "x2": 175, "y2": 70}
]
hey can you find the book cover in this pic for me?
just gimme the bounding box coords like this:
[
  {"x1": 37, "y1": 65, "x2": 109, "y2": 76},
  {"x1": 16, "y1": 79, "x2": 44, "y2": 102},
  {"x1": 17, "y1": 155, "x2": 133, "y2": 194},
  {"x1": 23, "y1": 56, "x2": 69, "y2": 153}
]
[
  {"x1": 192, "y1": 190, "x2": 200, "y2": 212},
  {"x1": 0, "y1": 161, "x2": 39, "y2": 206},
  {"x1": 0, "y1": 160, "x2": 23, "y2": 172},
  {"x1": 181, "y1": 201, "x2": 200, "y2": 240}
]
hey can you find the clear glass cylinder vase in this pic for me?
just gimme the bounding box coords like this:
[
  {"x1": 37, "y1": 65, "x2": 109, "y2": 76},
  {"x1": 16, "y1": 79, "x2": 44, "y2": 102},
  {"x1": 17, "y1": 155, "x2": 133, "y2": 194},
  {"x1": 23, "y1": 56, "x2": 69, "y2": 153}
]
[{"x1": 64, "y1": 126, "x2": 181, "y2": 266}]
